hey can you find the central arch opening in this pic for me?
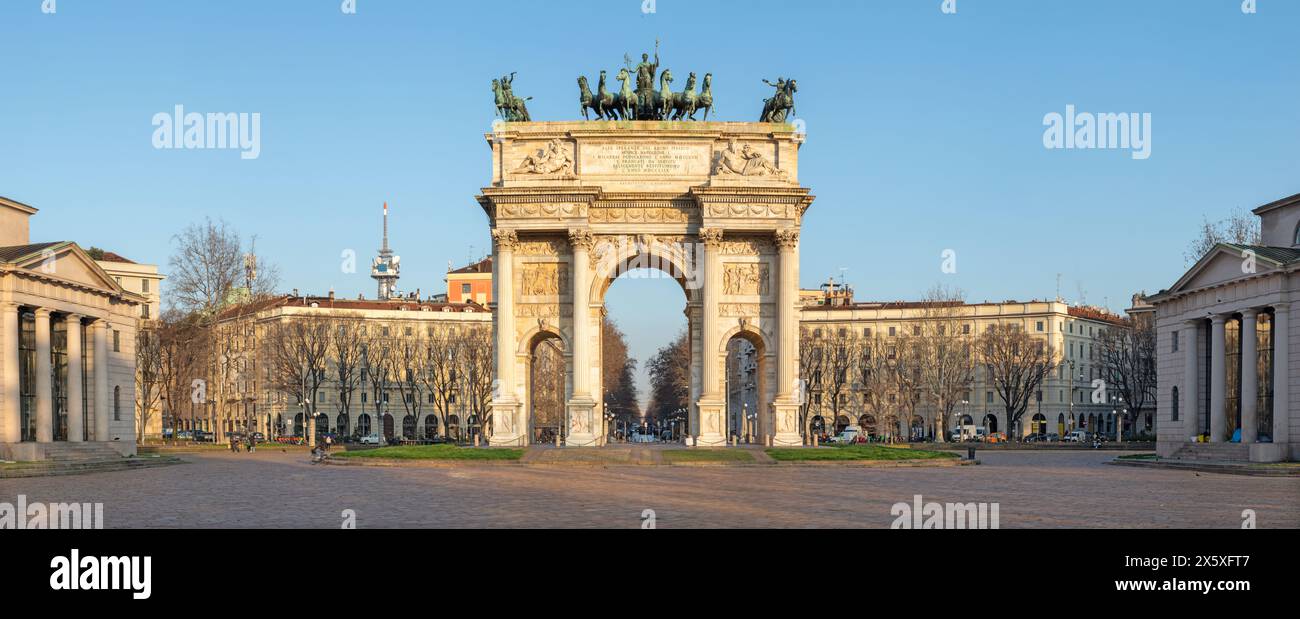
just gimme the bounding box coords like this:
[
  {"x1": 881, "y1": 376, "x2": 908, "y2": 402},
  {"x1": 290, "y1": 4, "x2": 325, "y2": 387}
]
[{"x1": 593, "y1": 239, "x2": 698, "y2": 445}]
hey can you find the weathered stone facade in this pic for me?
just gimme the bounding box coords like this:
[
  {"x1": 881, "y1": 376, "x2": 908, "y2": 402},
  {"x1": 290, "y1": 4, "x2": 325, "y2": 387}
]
[{"x1": 479, "y1": 121, "x2": 813, "y2": 447}]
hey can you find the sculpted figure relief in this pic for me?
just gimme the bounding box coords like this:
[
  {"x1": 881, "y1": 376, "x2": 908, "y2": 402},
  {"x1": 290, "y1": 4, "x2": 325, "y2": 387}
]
[
  {"x1": 723, "y1": 263, "x2": 770, "y2": 296},
  {"x1": 521, "y1": 264, "x2": 566, "y2": 297},
  {"x1": 713, "y1": 139, "x2": 787, "y2": 180},
  {"x1": 514, "y1": 139, "x2": 574, "y2": 176}
]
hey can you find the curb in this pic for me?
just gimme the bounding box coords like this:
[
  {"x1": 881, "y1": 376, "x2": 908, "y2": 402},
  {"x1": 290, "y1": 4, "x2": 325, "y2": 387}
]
[
  {"x1": 1106, "y1": 459, "x2": 1300, "y2": 477},
  {"x1": 320, "y1": 456, "x2": 977, "y2": 469},
  {"x1": 0, "y1": 457, "x2": 185, "y2": 479}
]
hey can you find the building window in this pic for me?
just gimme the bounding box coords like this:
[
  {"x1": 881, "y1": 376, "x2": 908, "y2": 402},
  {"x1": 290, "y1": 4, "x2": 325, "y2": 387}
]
[
  {"x1": 962, "y1": 324, "x2": 971, "y2": 335},
  {"x1": 113, "y1": 330, "x2": 121, "y2": 352},
  {"x1": 462, "y1": 283, "x2": 472, "y2": 294},
  {"x1": 863, "y1": 327, "x2": 872, "y2": 337},
  {"x1": 913, "y1": 326, "x2": 921, "y2": 336},
  {"x1": 1171, "y1": 386, "x2": 1180, "y2": 422},
  {"x1": 113, "y1": 386, "x2": 121, "y2": 421},
  {"x1": 888, "y1": 326, "x2": 896, "y2": 337},
  {"x1": 141, "y1": 279, "x2": 150, "y2": 294},
  {"x1": 1172, "y1": 330, "x2": 1179, "y2": 353},
  {"x1": 1036, "y1": 321, "x2": 1044, "y2": 332},
  {"x1": 141, "y1": 304, "x2": 151, "y2": 319}
]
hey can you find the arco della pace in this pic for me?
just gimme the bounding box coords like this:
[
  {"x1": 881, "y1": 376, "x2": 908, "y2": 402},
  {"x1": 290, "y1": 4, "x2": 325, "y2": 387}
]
[{"x1": 478, "y1": 121, "x2": 813, "y2": 447}]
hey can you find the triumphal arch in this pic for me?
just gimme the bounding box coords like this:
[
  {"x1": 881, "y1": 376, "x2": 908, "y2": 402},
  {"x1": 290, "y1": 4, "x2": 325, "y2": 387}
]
[{"x1": 479, "y1": 121, "x2": 813, "y2": 447}]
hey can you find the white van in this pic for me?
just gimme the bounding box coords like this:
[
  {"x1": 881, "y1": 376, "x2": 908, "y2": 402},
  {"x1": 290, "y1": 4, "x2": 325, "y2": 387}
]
[{"x1": 830, "y1": 427, "x2": 861, "y2": 444}]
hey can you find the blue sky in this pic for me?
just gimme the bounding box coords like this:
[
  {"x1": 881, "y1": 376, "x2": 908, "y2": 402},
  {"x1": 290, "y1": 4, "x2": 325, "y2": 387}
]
[{"x1": 2, "y1": 0, "x2": 1297, "y2": 406}]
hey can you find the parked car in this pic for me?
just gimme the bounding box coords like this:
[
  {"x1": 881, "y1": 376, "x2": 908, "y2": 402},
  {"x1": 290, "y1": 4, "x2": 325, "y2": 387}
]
[
  {"x1": 828, "y1": 427, "x2": 861, "y2": 444},
  {"x1": 251, "y1": 432, "x2": 265, "y2": 443},
  {"x1": 359, "y1": 434, "x2": 382, "y2": 445},
  {"x1": 1042, "y1": 433, "x2": 1060, "y2": 442},
  {"x1": 1064, "y1": 429, "x2": 1089, "y2": 443}
]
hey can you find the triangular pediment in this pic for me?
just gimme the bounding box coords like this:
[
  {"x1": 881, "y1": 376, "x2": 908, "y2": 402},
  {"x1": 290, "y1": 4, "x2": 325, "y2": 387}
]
[
  {"x1": 1167, "y1": 244, "x2": 1282, "y2": 295},
  {"x1": 11, "y1": 242, "x2": 127, "y2": 295}
]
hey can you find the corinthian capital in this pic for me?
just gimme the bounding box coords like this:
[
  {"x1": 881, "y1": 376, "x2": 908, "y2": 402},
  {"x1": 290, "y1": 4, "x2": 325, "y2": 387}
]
[
  {"x1": 568, "y1": 228, "x2": 595, "y2": 252},
  {"x1": 774, "y1": 228, "x2": 800, "y2": 250},
  {"x1": 492, "y1": 229, "x2": 519, "y2": 251},
  {"x1": 698, "y1": 227, "x2": 724, "y2": 248}
]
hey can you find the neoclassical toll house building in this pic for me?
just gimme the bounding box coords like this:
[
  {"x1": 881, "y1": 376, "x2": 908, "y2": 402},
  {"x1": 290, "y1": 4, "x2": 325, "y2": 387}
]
[
  {"x1": 1150, "y1": 192, "x2": 1300, "y2": 462},
  {"x1": 0, "y1": 197, "x2": 143, "y2": 461}
]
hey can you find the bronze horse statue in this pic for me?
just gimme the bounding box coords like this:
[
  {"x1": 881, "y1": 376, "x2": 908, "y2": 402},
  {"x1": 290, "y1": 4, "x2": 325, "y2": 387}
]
[{"x1": 579, "y1": 71, "x2": 619, "y2": 120}]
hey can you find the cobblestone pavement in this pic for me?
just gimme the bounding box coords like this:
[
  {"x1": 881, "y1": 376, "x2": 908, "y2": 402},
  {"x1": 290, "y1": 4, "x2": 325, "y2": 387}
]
[{"x1": 1, "y1": 450, "x2": 1295, "y2": 528}]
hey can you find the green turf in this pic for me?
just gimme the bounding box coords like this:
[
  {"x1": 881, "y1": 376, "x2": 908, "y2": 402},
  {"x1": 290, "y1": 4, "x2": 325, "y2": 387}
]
[
  {"x1": 765, "y1": 444, "x2": 960, "y2": 462},
  {"x1": 331, "y1": 444, "x2": 523, "y2": 461}
]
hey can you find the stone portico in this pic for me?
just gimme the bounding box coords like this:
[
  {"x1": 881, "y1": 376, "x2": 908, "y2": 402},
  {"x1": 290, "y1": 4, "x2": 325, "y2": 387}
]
[
  {"x1": 0, "y1": 196, "x2": 142, "y2": 461},
  {"x1": 1151, "y1": 193, "x2": 1300, "y2": 462}
]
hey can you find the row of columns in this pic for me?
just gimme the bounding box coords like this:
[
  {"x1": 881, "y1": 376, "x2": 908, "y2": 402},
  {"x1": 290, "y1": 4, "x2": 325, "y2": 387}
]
[
  {"x1": 1, "y1": 302, "x2": 113, "y2": 444},
  {"x1": 1184, "y1": 303, "x2": 1291, "y2": 445}
]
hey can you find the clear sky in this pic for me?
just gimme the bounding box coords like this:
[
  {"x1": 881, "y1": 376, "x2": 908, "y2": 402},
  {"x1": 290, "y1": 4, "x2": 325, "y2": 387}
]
[{"x1": 2, "y1": 0, "x2": 1297, "y2": 408}]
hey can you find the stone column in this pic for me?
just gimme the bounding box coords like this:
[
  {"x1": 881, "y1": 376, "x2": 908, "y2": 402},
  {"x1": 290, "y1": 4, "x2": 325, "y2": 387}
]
[
  {"x1": 66, "y1": 315, "x2": 83, "y2": 442},
  {"x1": 1240, "y1": 309, "x2": 1259, "y2": 444},
  {"x1": 1209, "y1": 314, "x2": 1228, "y2": 443},
  {"x1": 94, "y1": 320, "x2": 110, "y2": 442},
  {"x1": 565, "y1": 229, "x2": 597, "y2": 446},
  {"x1": 1274, "y1": 303, "x2": 1291, "y2": 447},
  {"x1": 1183, "y1": 319, "x2": 1199, "y2": 439},
  {"x1": 0, "y1": 303, "x2": 19, "y2": 443},
  {"x1": 694, "y1": 228, "x2": 726, "y2": 446},
  {"x1": 773, "y1": 228, "x2": 802, "y2": 446},
  {"x1": 489, "y1": 229, "x2": 522, "y2": 446},
  {"x1": 34, "y1": 309, "x2": 52, "y2": 443}
]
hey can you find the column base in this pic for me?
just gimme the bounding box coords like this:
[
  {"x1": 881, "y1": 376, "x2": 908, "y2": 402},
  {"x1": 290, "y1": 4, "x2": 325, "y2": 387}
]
[
  {"x1": 564, "y1": 397, "x2": 599, "y2": 447},
  {"x1": 771, "y1": 401, "x2": 802, "y2": 447},
  {"x1": 489, "y1": 399, "x2": 524, "y2": 447},
  {"x1": 695, "y1": 398, "x2": 726, "y2": 447}
]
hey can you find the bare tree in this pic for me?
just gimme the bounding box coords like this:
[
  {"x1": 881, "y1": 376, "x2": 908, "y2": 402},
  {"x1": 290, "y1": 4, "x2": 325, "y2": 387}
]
[
  {"x1": 460, "y1": 325, "x2": 496, "y2": 443},
  {"x1": 264, "y1": 315, "x2": 331, "y2": 440},
  {"x1": 915, "y1": 287, "x2": 976, "y2": 443},
  {"x1": 135, "y1": 325, "x2": 164, "y2": 442},
  {"x1": 647, "y1": 330, "x2": 690, "y2": 428},
  {"x1": 854, "y1": 333, "x2": 895, "y2": 440},
  {"x1": 887, "y1": 331, "x2": 924, "y2": 441},
  {"x1": 1185, "y1": 208, "x2": 1262, "y2": 265},
  {"x1": 421, "y1": 327, "x2": 461, "y2": 441},
  {"x1": 798, "y1": 326, "x2": 826, "y2": 443},
  {"x1": 977, "y1": 324, "x2": 1058, "y2": 439},
  {"x1": 822, "y1": 327, "x2": 857, "y2": 434},
  {"x1": 330, "y1": 316, "x2": 365, "y2": 437},
  {"x1": 1096, "y1": 318, "x2": 1157, "y2": 441},
  {"x1": 361, "y1": 334, "x2": 394, "y2": 440},
  {"x1": 602, "y1": 317, "x2": 639, "y2": 423},
  {"x1": 387, "y1": 332, "x2": 426, "y2": 439}
]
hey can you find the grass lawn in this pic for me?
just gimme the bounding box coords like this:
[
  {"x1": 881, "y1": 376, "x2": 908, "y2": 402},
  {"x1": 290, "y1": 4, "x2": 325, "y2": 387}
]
[
  {"x1": 332, "y1": 444, "x2": 524, "y2": 461},
  {"x1": 766, "y1": 444, "x2": 960, "y2": 462},
  {"x1": 661, "y1": 449, "x2": 755, "y2": 463}
]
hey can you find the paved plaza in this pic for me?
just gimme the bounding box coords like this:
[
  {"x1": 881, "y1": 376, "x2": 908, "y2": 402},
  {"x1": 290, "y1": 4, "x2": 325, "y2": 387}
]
[{"x1": 1, "y1": 450, "x2": 1295, "y2": 528}]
